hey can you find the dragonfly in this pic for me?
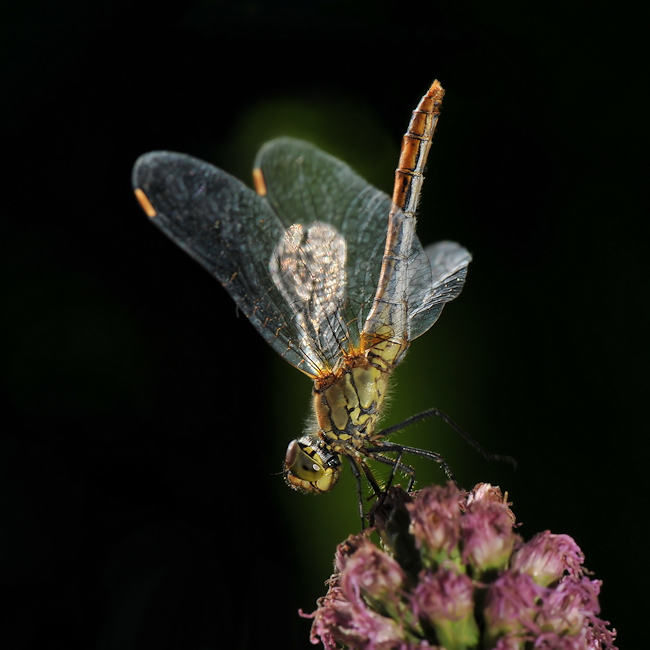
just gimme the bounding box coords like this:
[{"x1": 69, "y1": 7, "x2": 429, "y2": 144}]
[{"x1": 133, "y1": 80, "x2": 477, "y2": 516}]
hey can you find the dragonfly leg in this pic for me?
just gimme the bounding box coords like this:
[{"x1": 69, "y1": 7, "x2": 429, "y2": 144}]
[
  {"x1": 368, "y1": 449, "x2": 415, "y2": 491},
  {"x1": 346, "y1": 456, "x2": 365, "y2": 529},
  {"x1": 369, "y1": 442, "x2": 458, "y2": 489},
  {"x1": 347, "y1": 456, "x2": 384, "y2": 528},
  {"x1": 389, "y1": 442, "x2": 456, "y2": 486},
  {"x1": 376, "y1": 407, "x2": 517, "y2": 470}
]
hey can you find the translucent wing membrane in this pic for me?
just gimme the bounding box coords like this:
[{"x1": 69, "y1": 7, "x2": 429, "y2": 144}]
[
  {"x1": 255, "y1": 138, "x2": 471, "y2": 355},
  {"x1": 133, "y1": 137, "x2": 470, "y2": 379},
  {"x1": 254, "y1": 138, "x2": 394, "y2": 348},
  {"x1": 269, "y1": 222, "x2": 349, "y2": 369},
  {"x1": 133, "y1": 151, "x2": 328, "y2": 376},
  {"x1": 408, "y1": 241, "x2": 472, "y2": 340}
]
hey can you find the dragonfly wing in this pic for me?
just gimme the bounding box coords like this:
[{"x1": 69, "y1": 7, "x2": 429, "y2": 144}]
[
  {"x1": 269, "y1": 221, "x2": 349, "y2": 371},
  {"x1": 133, "y1": 151, "x2": 332, "y2": 376},
  {"x1": 254, "y1": 138, "x2": 393, "y2": 351},
  {"x1": 408, "y1": 241, "x2": 472, "y2": 340}
]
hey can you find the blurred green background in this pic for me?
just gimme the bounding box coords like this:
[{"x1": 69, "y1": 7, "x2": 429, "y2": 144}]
[{"x1": 1, "y1": 0, "x2": 646, "y2": 647}]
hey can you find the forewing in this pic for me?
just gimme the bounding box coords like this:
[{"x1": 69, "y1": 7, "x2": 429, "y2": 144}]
[
  {"x1": 132, "y1": 151, "x2": 331, "y2": 376},
  {"x1": 408, "y1": 241, "x2": 472, "y2": 340},
  {"x1": 254, "y1": 138, "x2": 392, "y2": 349}
]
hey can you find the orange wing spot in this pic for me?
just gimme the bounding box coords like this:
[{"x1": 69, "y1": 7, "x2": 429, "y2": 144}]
[
  {"x1": 252, "y1": 167, "x2": 267, "y2": 196},
  {"x1": 134, "y1": 188, "x2": 157, "y2": 218}
]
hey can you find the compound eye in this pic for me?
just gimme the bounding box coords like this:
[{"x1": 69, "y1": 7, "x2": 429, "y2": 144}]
[{"x1": 285, "y1": 440, "x2": 325, "y2": 481}]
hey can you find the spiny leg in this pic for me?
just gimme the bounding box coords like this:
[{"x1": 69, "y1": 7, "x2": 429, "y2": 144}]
[
  {"x1": 376, "y1": 407, "x2": 517, "y2": 469},
  {"x1": 372, "y1": 442, "x2": 458, "y2": 488},
  {"x1": 346, "y1": 456, "x2": 366, "y2": 529},
  {"x1": 367, "y1": 448, "x2": 417, "y2": 492},
  {"x1": 347, "y1": 455, "x2": 384, "y2": 529},
  {"x1": 365, "y1": 449, "x2": 416, "y2": 515}
]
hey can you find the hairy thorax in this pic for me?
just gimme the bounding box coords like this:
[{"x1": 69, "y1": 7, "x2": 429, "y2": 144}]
[{"x1": 313, "y1": 331, "x2": 407, "y2": 450}]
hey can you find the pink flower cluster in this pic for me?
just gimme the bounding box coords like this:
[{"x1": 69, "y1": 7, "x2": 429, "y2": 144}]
[{"x1": 306, "y1": 483, "x2": 617, "y2": 650}]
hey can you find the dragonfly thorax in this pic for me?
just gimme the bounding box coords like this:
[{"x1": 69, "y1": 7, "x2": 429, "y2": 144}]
[
  {"x1": 284, "y1": 355, "x2": 396, "y2": 493},
  {"x1": 314, "y1": 356, "x2": 393, "y2": 444}
]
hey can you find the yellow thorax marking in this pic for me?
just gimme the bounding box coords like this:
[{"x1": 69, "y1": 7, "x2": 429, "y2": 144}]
[{"x1": 315, "y1": 359, "x2": 393, "y2": 442}]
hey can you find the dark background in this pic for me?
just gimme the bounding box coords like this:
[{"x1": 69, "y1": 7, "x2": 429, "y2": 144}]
[{"x1": 1, "y1": 0, "x2": 646, "y2": 648}]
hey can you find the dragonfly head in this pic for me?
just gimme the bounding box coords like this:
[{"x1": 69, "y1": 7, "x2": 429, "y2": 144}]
[{"x1": 284, "y1": 436, "x2": 341, "y2": 493}]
